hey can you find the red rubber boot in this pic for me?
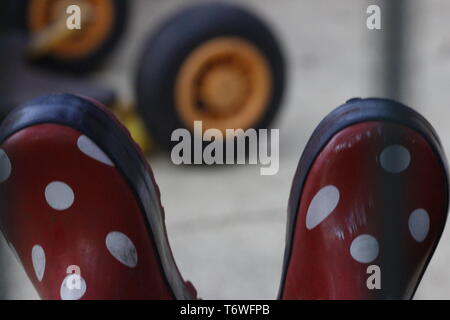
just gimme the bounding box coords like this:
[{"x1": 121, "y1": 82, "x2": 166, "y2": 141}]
[
  {"x1": 0, "y1": 94, "x2": 196, "y2": 300},
  {"x1": 279, "y1": 98, "x2": 449, "y2": 300}
]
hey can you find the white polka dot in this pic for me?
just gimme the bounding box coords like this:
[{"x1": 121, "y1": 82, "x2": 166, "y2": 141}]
[
  {"x1": 45, "y1": 181, "x2": 75, "y2": 211},
  {"x1": 60, "y1": 274, "x2": 87, "y2": 300},
  {"x1": 380, "y1": 145, "x2": 411, "y2": 173},
  {"x1": 31, "y1": 245, "x2": 46, "y2": 281},
  {"x1": 409, "y1": 208, "x2": 430, "y2": 242},
  {"x1": 0, "y1": 149, "x2": 11, "y2": 183},
  {"x1": 350, "y1": 234, "x2": 379, "y2": 263},
  {"x1": 77, "y1": 135, "x2": 114, "y2": 166},
  {"x1": 306, "y1": 185, "x2": 340, "y2": 230},
  {"x1": 106, "y1": 231, "x2": 138, "y2": 268}
]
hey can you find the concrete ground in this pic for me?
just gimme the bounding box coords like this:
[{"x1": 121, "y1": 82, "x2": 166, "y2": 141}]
[{"x1": 2, "y1": 0, "x2": 450, "y2": 299}]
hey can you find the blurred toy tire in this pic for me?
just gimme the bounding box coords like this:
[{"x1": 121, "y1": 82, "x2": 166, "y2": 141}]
[
  {"x1": 19, "y1": 0, "x2": 128, "y2": 73},
  {"x1": 136, "y1": 2, "x2": 286, "y2": 151}
]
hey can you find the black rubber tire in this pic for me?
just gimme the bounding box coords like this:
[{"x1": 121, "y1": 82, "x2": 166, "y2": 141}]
[
  {"x1": 135, "y1": 2, "x2": 286, "y2": 151},
  {"x1": 19, "y1": 0, "x2": 128, "y2": 73}
]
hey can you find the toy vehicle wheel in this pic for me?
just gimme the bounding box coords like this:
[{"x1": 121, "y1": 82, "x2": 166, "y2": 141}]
[
  {"x1": 136, "y1": 2, "x2": 286, "y2": 151},
  {"x1": 22, "y1": 0, "x2": 128, "y2": 73}
]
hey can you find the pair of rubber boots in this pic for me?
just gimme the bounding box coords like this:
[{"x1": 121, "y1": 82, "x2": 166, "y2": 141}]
[{"x1": 0, "y1": 94, "x2": 448, "y2": 300}]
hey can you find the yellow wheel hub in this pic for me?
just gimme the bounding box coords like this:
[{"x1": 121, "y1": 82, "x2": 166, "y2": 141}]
[
  {"x1": 28, "y1": 0, "x2": 114, "y2": 59},
  {"x1": 175, "y1": 37, "x2": 272, "y2": 133},
  {"x1": 200, "y1": 64, "x2": 249, "y2": 116}
]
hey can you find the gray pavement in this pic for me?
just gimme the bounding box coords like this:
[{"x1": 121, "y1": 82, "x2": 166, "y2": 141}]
[{"x1": 2, "y1": 0, "x2": 450, "y2": 299}]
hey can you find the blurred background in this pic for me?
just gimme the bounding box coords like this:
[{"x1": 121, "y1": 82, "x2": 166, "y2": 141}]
[{"x1": 2, "y1": 0, "x2": 450, "y2": 299}]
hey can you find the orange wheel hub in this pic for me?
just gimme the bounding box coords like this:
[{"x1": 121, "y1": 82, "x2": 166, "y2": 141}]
[
  {"x1": 175, "y1": 37, "x2": 272, "y2": 133},
  {"x1": 28, "y1": 0, "x2": 114, "y2": 59}
]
